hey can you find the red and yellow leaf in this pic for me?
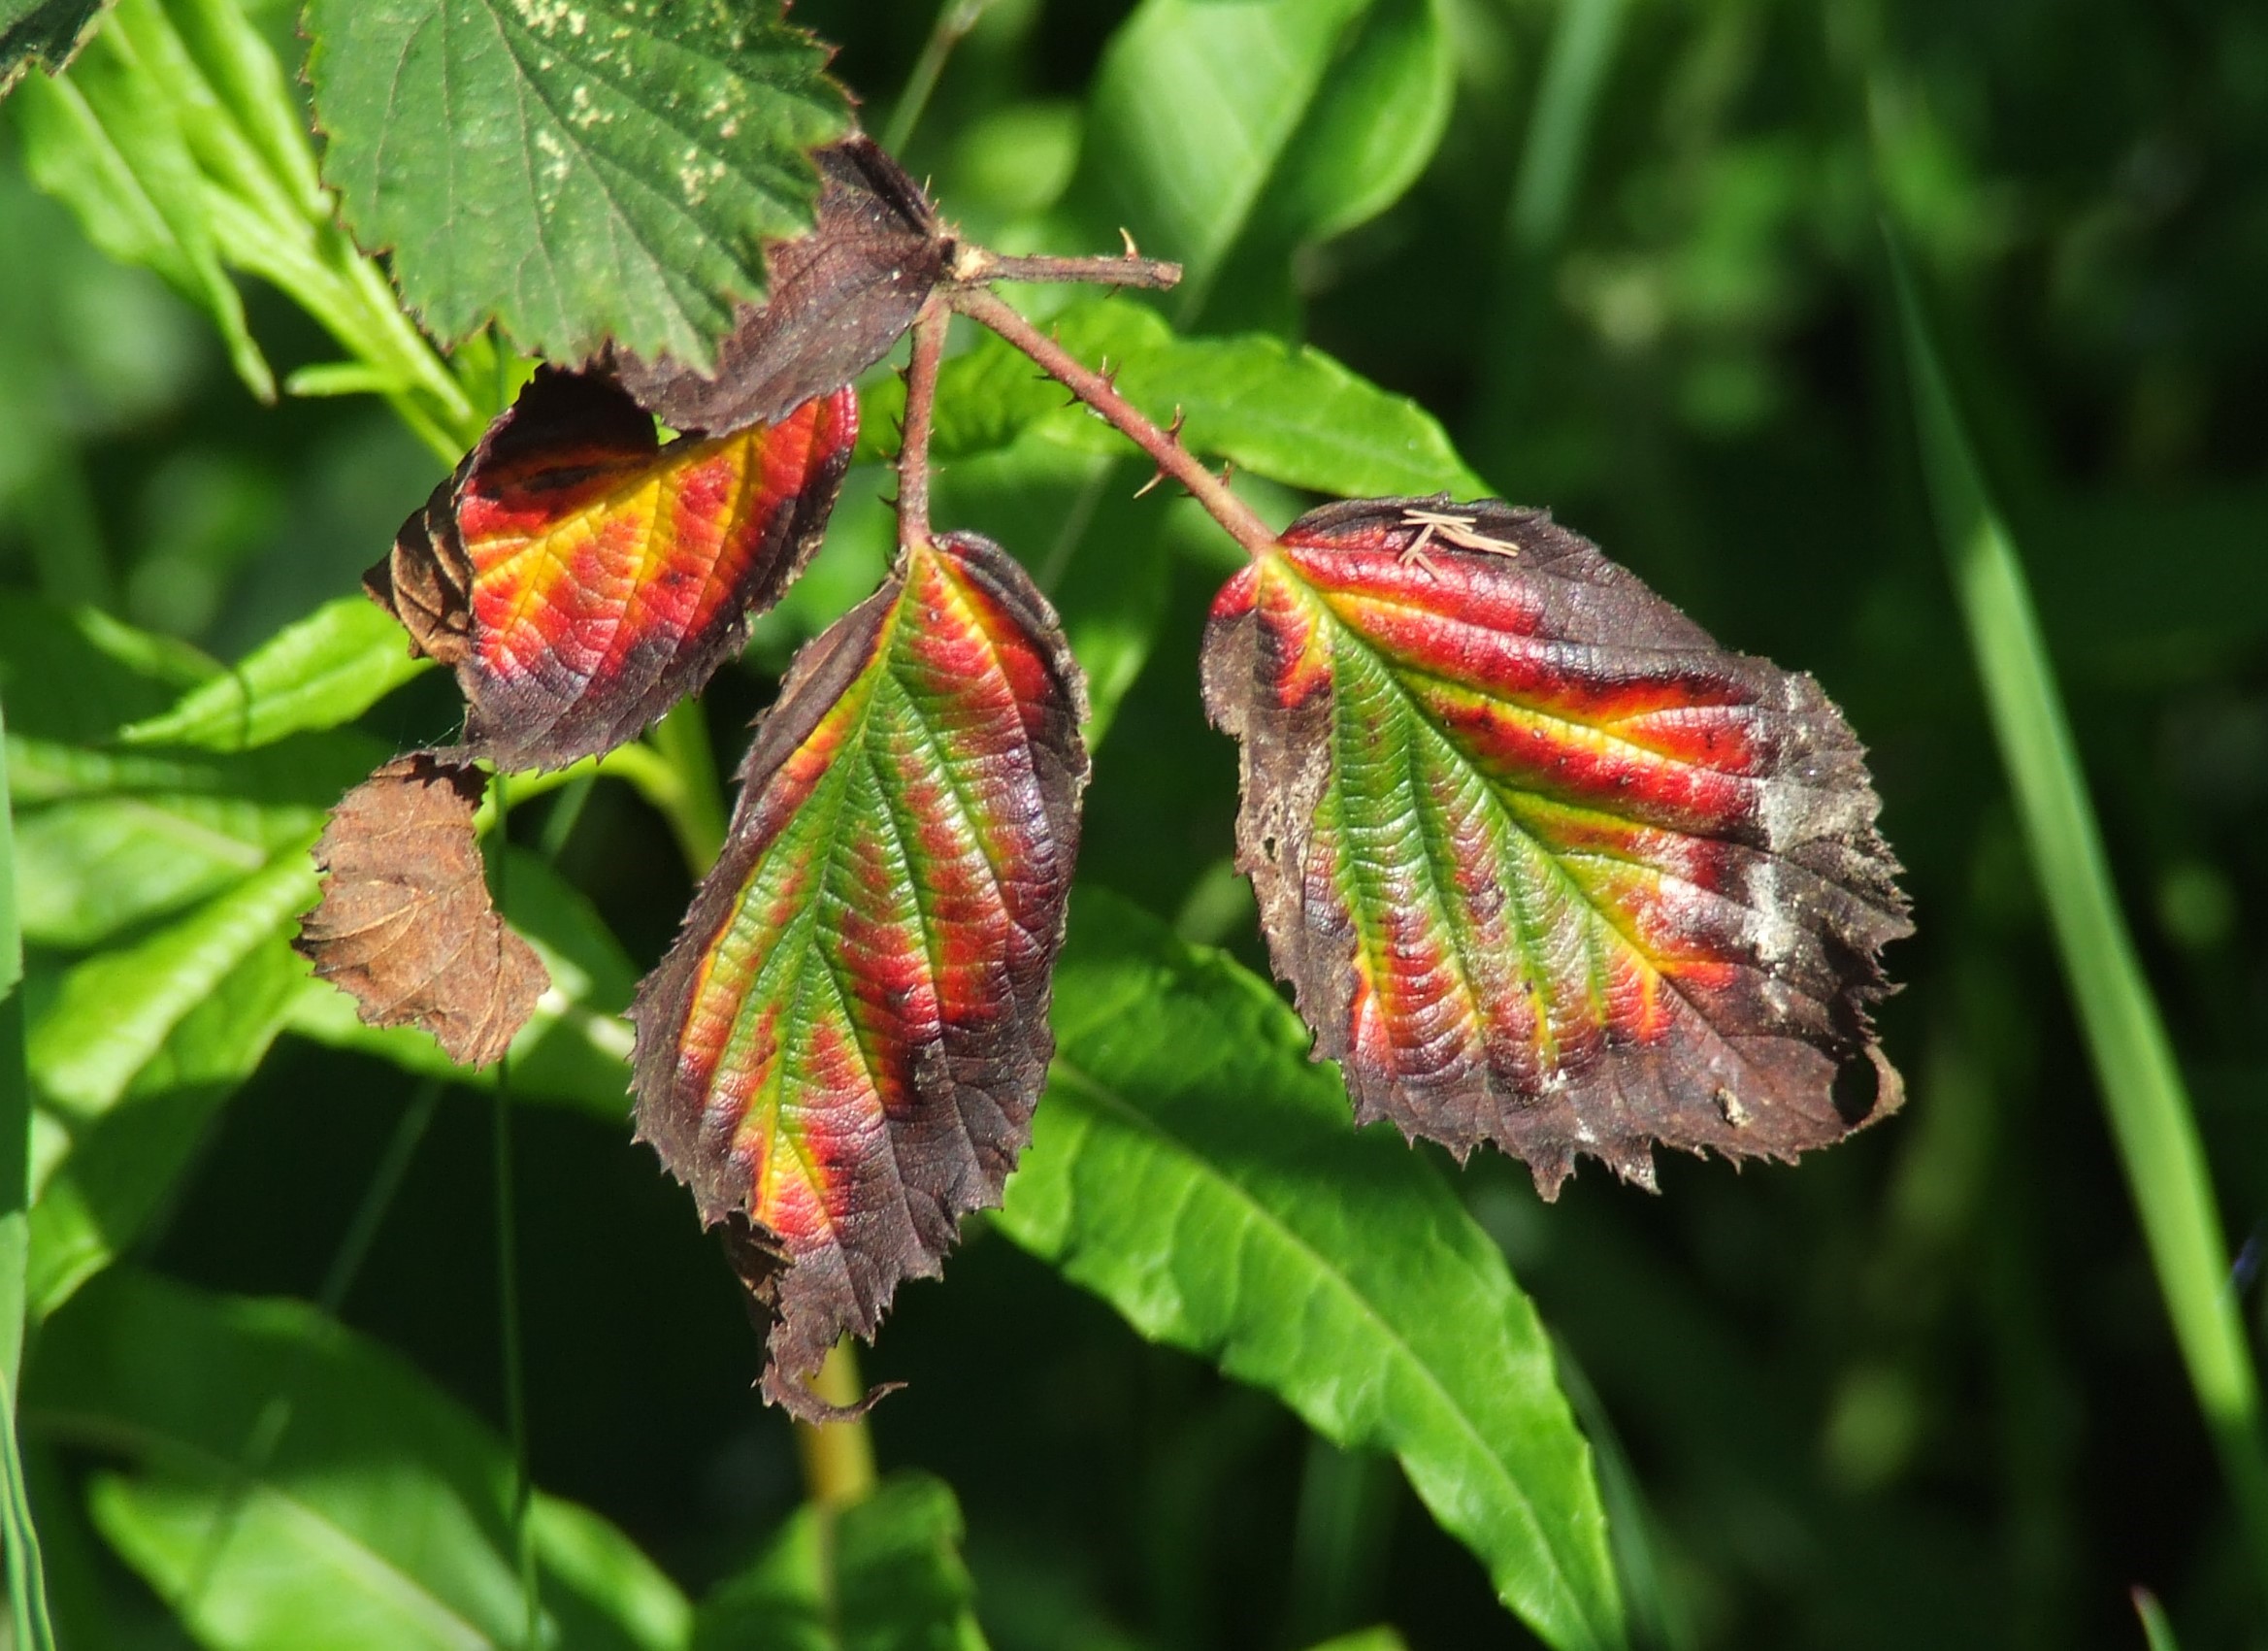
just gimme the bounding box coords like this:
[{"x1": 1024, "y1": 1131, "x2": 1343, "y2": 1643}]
[
  {"x1": 1201, "y1": 497, "x2": 1911, "y2": 1195},
  {"x1": 631, "y1": 531, "x2": 1088, "y2": 1417},
  {"x1": 369, "y1": 368, "x2": 858, "y2": 771}
]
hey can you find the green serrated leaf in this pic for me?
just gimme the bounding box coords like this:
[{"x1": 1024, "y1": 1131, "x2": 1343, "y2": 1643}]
[
  {"x1": 996, "y1": 889, "x2": 1627, "y2": 1651},
  {"x1": 0, "y1": 0, "x2": 109, "y2": 96},
  {"x1": 864, "y1": 298, "x2": 1486, "y2": 502},
  {"x1": 120, "y1": 597, "x2": 432, "y2": 751},
  {"x1": 695, "y1": 1471, "x2": 988, "y2": 1651},
  {"x1": 305, "y1": 0, "x2": 854, "y2": 365},
  {"x1": 31, "y1": 1269, "x2": 690, "y2": 1651}
]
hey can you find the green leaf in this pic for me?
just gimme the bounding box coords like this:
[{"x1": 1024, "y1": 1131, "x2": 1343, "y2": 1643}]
[
  {"x1": 2133, "y1": 1589, "x2": 2182, "y2": 1651},
  {"x1": 30, "y1": 1269, "x2": 690, "y2": 1651},
  {"x1": 1889, "y1": 227, "x2": 2268, "y2": 1597},
  {"x1": 1202, "y1": 0, "x2": 1454, "y2": 329},
  {"x1": 0, "y1": 591, "x2": 217, "y2": 748},
  {"x1": 12, "y1": 0, "x2": 277, "y2": 397},
  {"x1": 0, "y1": 0, "x2": 108, "y2": 96},
  {"x1": 25, "y1": 853, "x2": 316, "y2": 1318},
  {"x1": 284, "y1": 846, "x2": 640, "y2": 1120},
  {"x1": 996, "y1": 889, "x2": 1627, "y2": 1651},
  {"x1": 1300, "y1": 1633, "x2": 1407, "y2": 1651},
  {"x1": 694, "y1": 1471, "x2": 988, "y2": 1651},
  {"x1": 0, "y1": 697, "x2": 61, "y2": 1647},
  {"x1": 1065, "y1": 0, "x2": 1372, "y2": 310},
  {"x1": 304, "y1": 0, "x2": 854, "y2": 365},
  {"x1": 14, "y1": 795, "x2": 292, "y2": 950},
  {"x1": 119, "y1": 597, "x2": 433, "y2": 751},
  {"x1": 868, "y1": 299, "x2": 1487, "y2": 503}
]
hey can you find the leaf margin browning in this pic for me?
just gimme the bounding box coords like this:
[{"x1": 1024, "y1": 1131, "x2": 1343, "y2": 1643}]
[
  {"x1": 1201, "y1": 493, "x2": 1911, "y2": 1195},
  {"x1": 631, "y1": 529, "x2": 1089, "y2": 1419}
]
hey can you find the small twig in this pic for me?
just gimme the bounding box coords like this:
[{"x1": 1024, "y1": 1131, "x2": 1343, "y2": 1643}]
[
  {"x1": 947, "y1": 285, "x2": 1276, "y2": 559},
  {"x1": 950, "y1": 245, "x2": 1183, "y2": 292},
  {"x1": 897, "y1": 298, "x2": 951, "y2": 550}
]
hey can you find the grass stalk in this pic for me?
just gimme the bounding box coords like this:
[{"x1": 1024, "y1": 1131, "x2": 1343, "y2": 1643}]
[
  {"x1": 1888, "y1": 232, "x2": 2268, "y2": 1602},
  {"x1": 0, "y1": 705, "x2": 58, "y2": 1649}
]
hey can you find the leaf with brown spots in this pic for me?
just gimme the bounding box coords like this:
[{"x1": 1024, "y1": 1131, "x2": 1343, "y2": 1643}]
[
  {"x1": 295, "y1": 754, "x2": 549, "y2": 1070},
  {"x1": 1201, "y1": 495, "x2": 1912, "y2": 1196}
]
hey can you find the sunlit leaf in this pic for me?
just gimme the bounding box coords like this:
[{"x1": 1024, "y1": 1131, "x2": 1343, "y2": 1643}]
[
  {"x1": 694, "y1": 1471, "x2": 989, "y2": 1651},
  {"x1": 296, "y1": 754, "x2": 550, "y2": 1071},
  {"x1": 26, "y1": 853, "x2": 318, "y2": 1319},
  {"x1": 371, "y1": 368, "x2": 858, "y2": 771},
  {"x1": 869, "y1": 298, "x2": 1486, "y2": 500},
  {"x1": 1200, "y1": 497, "x2": 1909, "y2": 1193},
  {"x1": 32, "y1": 1270, "x2": 690, "y2": 1651},
  {"x1": 997, "y1": 889, "x2": 1627, "y2": 1651},
  {"x1": 633, "y1": 531, "x2": 1087, "y2": 1418},
  {"x1": 304, "y1": 0, "x2": 852, "y2": 365},
  {"x1": 119, "y1": 598, "x2": 434, "y2": 752}
]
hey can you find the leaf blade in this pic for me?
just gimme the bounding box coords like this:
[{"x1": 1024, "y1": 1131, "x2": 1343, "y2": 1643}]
[
  {"x1": 997, "y1": 889, "x2": 1626, "y2": 1651},
  {"x1": 1200, "y1": 498, "x2": 1909, "y2": 1192},
  {"x1": 632, "y1": 532, "x2": 1087, "y2": 1417},
  {"x1": 304, "y1": 0, "x2": 853, "y2": 364}
]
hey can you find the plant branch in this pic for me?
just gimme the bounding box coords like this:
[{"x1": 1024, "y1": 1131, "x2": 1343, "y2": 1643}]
[
  {"x1": 947, "y1": 285, "x2": 1277, "y2": 559},
  {"x1": 897, "y1": 299, "x2": 951, "y2": 550}
]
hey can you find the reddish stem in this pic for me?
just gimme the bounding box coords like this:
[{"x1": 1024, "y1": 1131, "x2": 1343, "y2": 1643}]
[
  {"x1": 897, "y1": 298, "x2": 949, "y2": 550},
  {"x1": 947, "y1": 285, "x2": 1277, "y2": 560}
]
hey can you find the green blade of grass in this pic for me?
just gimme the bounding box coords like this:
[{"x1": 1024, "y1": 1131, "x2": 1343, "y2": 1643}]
[
  {"x1": 1887, "y1": 227, "x2": 2268, "y2": 1601},
  {"x1": 2131, "y1": 1588, "x2": 2182, "y2": 1651},
  {"x1": 0, "y1": 700, "x2": 60, "y2": 1649}
]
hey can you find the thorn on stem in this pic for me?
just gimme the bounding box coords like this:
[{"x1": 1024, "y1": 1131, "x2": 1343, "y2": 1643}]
[{"x1": 1120, "y1": 226, "x2": 1140, "y2": 259}]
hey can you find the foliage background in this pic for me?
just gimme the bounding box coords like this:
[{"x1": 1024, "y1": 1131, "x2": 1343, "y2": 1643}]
[{"x1": 4, "y1": 0, "x2": 2267, "y2": 1646}]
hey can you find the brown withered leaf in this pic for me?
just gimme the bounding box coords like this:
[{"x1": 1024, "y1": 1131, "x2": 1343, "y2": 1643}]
[
  {"x1": 295, "y1": 753, "x2": 549, "y2": 1069},
  {"x1": 1201, "y1": 496, "x2": 1911, "y2": 1196},
  {"x1": 596, "y1": 134, "x2": 948, "y2": 435}
]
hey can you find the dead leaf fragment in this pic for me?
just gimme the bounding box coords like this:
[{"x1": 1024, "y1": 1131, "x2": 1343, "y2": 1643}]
[{"x1": 295, "y1": 753, "x2": 549, "y2": 1069}]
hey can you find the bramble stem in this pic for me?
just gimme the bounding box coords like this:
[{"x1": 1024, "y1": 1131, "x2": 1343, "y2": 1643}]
[
  {"x1": 897, "y1": 300, "x2": 950, "y2": 550},
  {"x1": 952, "y1": 246, "x2": 1183, "y2": 292},
  {"x1": 794, "y1": 1340, "x2": 879, "y2": 1507},
  {"x1": 947, "y1": 285, "x2": 1278, "y2": 559}
]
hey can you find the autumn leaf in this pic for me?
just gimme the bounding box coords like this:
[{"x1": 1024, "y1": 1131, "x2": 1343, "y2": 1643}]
[
  {"x1": 631, "y1": 531, "x2": 1088, "y2": 1418},
  {"x1": 599, "y1": 136, "x2": 948, "y2": 437},
  {"x1": 295, "y1": 753, "x2": 550, "y2": 1070},
  {"x1": 369, "y1": 367, "x2": 859, "y2": 772},
  {"x1": 1201, "y1": 496, "x2": 1911, "y2": 1196}
]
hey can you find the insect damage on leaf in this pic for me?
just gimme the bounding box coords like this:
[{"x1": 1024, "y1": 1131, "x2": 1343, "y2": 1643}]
[
  {"x1": 368, "y1": 366, "x2": 858, "y2": 772},
  {"x1": 1201, "y1": 495, "x2": 1912, "y2": 1197},
  {"x1": 631, "y1": 531, "x2": 1088, "y2": 1419},
  {"x1": 296, "y1": 753, "x2": 550, "y2": 1069},
  {"x1": 599, "y1": 135, "x2": 949, "y2": 436}
]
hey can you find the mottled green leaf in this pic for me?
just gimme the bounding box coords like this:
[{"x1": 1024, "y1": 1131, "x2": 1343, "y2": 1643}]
[
  {"x1": 304, "y1": 0, "x2": 853, "y2": 364},
  {"x1": 996, "y1": 889, "x2": 1627, "y2": 1651},
  {"x1": 31, "y1": 1270, "x2": 689, "y2": 1651},
  {"x1": 694, "y1": 1471, "x2": 988, "y2": 1651}
]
